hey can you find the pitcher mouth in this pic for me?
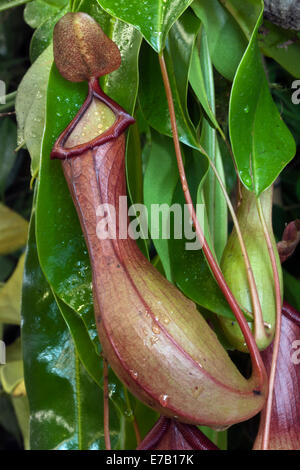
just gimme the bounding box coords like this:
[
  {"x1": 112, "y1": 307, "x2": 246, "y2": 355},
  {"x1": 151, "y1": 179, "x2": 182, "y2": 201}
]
[{"x1": 50, "y1": 77, "x2": 135, "y2": 160}]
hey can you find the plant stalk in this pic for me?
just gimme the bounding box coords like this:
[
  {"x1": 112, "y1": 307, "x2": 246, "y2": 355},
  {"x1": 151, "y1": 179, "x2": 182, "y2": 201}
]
[
  {"x1": 206, "y1": 157, "x2": 268, "y2": 346},
  {"x1": 158, "y1": 51, "x2": 266, "y2": 388},
  {"x1": 256, "y1": 196, "x2": 282, "y2": 450}
]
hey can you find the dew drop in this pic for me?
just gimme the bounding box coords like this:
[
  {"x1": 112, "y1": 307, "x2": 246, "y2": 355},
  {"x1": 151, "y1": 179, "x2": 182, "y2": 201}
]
[
  {"x1": 129, "y1": 369, "x2": 138, "y2": 379},
  {"x1": 159, "y1": 394, "x2": 169, "y2": 407},
  {"x1": 150, "y1": 336, "x2": 159, "y2": 345},
  {"x1": 108, "y1": 383, "x2": 116, "y2": 398},
  {"x1": 244, "y1": 105, "x2": 249, "y2": 113},
  {"x1": 124, "y1": 409, "x2": 133, "y2": 420}
]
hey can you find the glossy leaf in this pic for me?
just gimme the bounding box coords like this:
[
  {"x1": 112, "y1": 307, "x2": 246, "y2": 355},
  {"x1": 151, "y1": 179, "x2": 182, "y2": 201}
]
[
  {"x1": 229, "y1": 3, "x2": 296, "y2": 194},
  {"x1": 220, "y1": 0, "x2": 261, "y2": 38},
  {"x1": 22, "y1": 214, "x2": 125, "y2": 450},
  {"x1": 11, "y1": 395, "x2": 30, "y2": 449},
  {"x1": 139, "y1": 9, "x2": 200, "y2": 149},
  {"x1": 125, "y1": 124, "x2": 149, "y2": 259},
  {"x1": 0, "y1": 359, "x2": 23, "y2": 395},
  {"x1": 189, "y1": 45, "x2": 221, "y2": 135},
  {"x1": 0, "y1": 0, "x2": 31, "y2": 11},
  {"x1": 97, "y1": 0, "x2": 193, "y2": 53},
  {"x1": 220, "y1": 0, "x2": 300, "y2": 78},
  {"x1": 192, "y1": 0, "x2": 247, "y2": 81},
  {"x1": 0, "y1": 252, "x2": 24, "y2": 324},
  {"x1": 143, "y1": 131, "x2": 179, "y2": 280},
  {"x1": 0, "y1": 203, "x2": 28, "y2": 255},
  {"x1": 24, "y1": 0, "x2": 62, "y2": 29},
  {"x1": 29, "y1": 5, "x2": 68, "y2": 62},
  {"x1": 197, "y1": 29, "x2": 227, "y2": 262},
  {"x1": 15, "y1": 45, "x2": 53, "y2": 178}
]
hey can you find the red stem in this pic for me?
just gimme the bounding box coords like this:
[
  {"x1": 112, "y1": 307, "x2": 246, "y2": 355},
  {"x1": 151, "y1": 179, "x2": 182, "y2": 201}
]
[
  {"x1": 256, "y1": 198, "x2": 282, "y2": 450},
  {"x1": 158, "y1": 52, "x2": 266, "y2": 390}
]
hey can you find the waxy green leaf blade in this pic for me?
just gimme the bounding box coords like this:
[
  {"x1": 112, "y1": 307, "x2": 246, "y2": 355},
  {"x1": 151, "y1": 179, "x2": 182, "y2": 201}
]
[
  {"x1": 96, "y1": 0, "x2": 193, "y2": 53},
  {"x1": 143, "y1": 131, "x2": 179, "y2": 281},
  {"x1": 22, "y1": 214, "x2": 125, "y2": 450},
  {"x1": 192, "y1": 0, "x2": 247, "y2": 81},
  {"x1": 199, "y1": 30, "x2": 227, "y2": 262},
  {"x1": 229, "y1": 2, "x2": 296, "y2": 194},
  {"x1": 0, "y1": 0, "x2": 31, "y2": 12},
  {"x1": 139, "y1": 8, "x2": 200, "y2": 149},
  {"x1": 29, "y1": 5, "x2": 68, "y2": 62},
  {"x1": 24, "y1": 0, "x2": 63, "y2": 29},
  {"x1": 15, "y1": 45, "x2": 53, "y2": 178}
]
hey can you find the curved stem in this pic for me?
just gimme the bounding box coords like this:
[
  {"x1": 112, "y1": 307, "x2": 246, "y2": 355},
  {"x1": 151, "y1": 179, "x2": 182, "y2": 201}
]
[
  {"x1": 103, "y1": 358, "x2": 111, "y2": 450},
  {"x1": 158, "y1": 51, "x2": 266, "y2": 389},
  {"x1": 256, "y1": 197, "x2": 282, "y2": 450},
  {"x1": 123, "y1": 386, "x2": 142, "y2": 446},
  {"x1": 206, "y1": 157, "x2": 267, "y2": 346}
]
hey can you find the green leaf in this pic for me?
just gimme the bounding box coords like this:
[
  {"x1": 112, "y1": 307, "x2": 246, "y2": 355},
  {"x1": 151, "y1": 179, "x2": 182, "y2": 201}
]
[
  {"x1": 0, "y1": 252, "x2": 25, "y2": 324},
  {"x1": 0, "y1": 203, "x2": 28, "y2": 255},
  {"x1": 143, "y1": 131, "x2": 179, "y2": 280},
  {"x1": 192, "y1": 0, "x2": 247, "y2": 81},
  {"x1": 229, "y1": 3, "x2": 296, "y2": 194},
  {"x1": 189, "y1": 45, "x2": 221, "y2": 135},
  {"x1": 97, "y1": 0, "x2": 193, "y2": 53},
  {"x1": 29, "y1": 5, "x2": 68, "y2": 62},
  {"x1": 22, "y1": 214, "x2": 126, "y2": 450},
  {"x1": 139, "y1": 8, "x2": 200, "y2": 148},
  {"x1": 15, "y1": 45, "x2": 53, "y2": 178},
  {"x1": 0, "y1": 393, "x2": 22, "y2": 447},
  {"x1": 0, "y1": 338, "x2": 24, "y2": 395},
  {"x1": 220, "y1": 0, "x2": 261, "y2": 38},
  {"x1": 220, "y1": 1, "x2": 300, "y2": 78},
  {"x1": 0, "y1": 0, "x2": 31, "y2": 12},
  {"x1": 197, "y1": 29, "x2": 227, "y2": 262},
  {"x1": 24, "y1": 0, "x2": 63, "y2": 29},
  {"x1": 259, "y1": 20, "x2": 300, "y2": 79},
  {"x1": 54, "y1": 294, "x2": 132, "y2": 418},
  {"x1": 169, "y1": 149, "x2": 234, "y2": 321},
  {"x1": 0, "y1": 117, "x2": 17, "y2": 195}
]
